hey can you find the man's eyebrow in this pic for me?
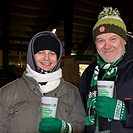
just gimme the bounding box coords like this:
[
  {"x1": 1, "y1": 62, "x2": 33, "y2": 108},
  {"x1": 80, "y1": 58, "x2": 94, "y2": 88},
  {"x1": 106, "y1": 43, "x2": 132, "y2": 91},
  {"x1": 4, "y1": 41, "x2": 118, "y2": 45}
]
[
  {"x1": 96, "y1": 38, "x2": 104, "y2": 40},
  {"x1": 110, "y1": 35, "x2": 118, "y2": 37}
]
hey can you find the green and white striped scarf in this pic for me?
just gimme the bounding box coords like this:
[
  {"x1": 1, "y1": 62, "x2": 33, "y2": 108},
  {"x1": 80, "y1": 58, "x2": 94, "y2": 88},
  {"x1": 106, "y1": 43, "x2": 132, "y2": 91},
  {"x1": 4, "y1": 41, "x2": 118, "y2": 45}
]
[{"x1": 85, "y1": 53, "x2": 124, "y2": 132}]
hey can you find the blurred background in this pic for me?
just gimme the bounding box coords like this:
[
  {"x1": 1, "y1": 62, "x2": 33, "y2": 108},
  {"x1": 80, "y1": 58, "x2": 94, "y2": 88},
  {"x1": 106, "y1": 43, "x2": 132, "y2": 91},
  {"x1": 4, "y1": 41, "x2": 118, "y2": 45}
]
[{"x1": 0, "y1": 0, "x2": 133, "y2": 87}]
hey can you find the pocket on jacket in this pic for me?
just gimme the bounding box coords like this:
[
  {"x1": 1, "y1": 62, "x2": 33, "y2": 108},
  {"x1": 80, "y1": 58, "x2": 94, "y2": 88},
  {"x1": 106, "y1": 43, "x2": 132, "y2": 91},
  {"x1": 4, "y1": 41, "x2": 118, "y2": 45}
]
[
  {"x1": 8, "y1": 101, "x2": 30, "y2": 118},
  {"x1": 57, "y1": 101, "x2": 73, "y2": 120}
]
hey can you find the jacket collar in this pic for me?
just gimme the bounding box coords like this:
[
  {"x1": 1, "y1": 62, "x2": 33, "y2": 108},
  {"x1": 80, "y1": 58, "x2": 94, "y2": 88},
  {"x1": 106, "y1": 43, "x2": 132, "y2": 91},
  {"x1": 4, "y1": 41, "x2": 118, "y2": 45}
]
[{"x1": 22, "y1": 74, "x2": 67, "y2": 98}]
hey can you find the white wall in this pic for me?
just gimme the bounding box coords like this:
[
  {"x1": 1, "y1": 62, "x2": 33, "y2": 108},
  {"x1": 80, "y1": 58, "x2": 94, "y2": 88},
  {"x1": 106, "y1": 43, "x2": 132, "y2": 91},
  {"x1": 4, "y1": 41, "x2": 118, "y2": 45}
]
[{"x1": 61, "y1": 55, "x2": 80, "y2": 87}]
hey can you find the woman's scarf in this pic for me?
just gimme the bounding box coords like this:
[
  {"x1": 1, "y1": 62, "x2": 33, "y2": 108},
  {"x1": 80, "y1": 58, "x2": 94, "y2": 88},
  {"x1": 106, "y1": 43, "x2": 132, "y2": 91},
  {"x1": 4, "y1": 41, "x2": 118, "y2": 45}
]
[{"x1": 25, "y1": 64, "x2": 62, "y2": 93}]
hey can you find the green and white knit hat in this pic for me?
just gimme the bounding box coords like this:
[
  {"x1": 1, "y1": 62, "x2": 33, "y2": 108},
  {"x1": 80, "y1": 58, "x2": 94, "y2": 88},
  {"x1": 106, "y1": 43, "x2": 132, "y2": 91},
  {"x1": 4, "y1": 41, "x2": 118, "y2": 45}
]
[{"x1": 93, "y1": 7, "x2": 127, "y2": 41}]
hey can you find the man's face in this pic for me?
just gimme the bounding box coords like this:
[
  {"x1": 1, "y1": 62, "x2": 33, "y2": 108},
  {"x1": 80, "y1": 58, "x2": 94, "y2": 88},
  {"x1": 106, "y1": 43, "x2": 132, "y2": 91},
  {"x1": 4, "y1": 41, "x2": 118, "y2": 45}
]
[
  {"x1": 34, "y1": 50, "x2": 57, "y2": 71},
  {"x1": 95, "y1": 33, "x2": 126, "y2": 62}
]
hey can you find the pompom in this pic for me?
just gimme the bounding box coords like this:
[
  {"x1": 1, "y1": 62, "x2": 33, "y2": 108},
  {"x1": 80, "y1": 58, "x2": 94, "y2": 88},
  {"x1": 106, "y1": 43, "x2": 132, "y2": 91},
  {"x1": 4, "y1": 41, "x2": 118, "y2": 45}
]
[{"x1": 98, "y1": 7, "x2": 120, "y2": 20}]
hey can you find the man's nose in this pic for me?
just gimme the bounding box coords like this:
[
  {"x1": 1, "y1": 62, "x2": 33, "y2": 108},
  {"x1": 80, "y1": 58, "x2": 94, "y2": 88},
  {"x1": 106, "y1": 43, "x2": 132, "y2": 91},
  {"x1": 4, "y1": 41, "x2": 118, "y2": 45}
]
[{"x1": 104, "y1": 40, "x2": 111, "y2": 48}]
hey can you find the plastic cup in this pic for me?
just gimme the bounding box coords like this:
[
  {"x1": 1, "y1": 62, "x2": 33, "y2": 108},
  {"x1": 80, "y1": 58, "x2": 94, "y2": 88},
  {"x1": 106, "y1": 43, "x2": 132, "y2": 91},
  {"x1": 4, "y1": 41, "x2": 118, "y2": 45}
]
[
  {"x1": 97, "y1": 80, "x2": 114, "y2": 98},
  {"x1": 41, "y1": 96, "x2": 58, "y2": 118}
]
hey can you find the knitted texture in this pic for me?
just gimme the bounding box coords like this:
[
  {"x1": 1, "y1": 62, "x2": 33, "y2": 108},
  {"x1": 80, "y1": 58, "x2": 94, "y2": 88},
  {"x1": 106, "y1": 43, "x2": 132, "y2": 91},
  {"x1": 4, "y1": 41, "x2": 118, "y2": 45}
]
[
  {"x1": 93, "y1": 7, "x2": 127, "y2": 41},
  {"x1": 34, "y1": 35, "x2": 60, "y2": 59}
]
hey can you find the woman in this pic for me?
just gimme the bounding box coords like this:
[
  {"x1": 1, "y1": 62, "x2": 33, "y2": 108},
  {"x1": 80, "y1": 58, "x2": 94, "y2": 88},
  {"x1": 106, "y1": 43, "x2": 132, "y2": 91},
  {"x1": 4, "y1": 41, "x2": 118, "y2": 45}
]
[{"x1": 0, "y1": 31, "x2": 86, "y2": 133}]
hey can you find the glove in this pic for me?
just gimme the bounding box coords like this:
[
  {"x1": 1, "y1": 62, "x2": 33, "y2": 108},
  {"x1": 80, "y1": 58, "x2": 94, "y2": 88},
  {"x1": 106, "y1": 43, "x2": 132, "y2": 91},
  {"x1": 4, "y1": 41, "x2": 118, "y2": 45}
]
[
  {"x1": 39, "y1": 117, "x2": 70, "y2": 133},
  {"x1": 95, "y1": 96, "x2": 126, "y2": 121}
]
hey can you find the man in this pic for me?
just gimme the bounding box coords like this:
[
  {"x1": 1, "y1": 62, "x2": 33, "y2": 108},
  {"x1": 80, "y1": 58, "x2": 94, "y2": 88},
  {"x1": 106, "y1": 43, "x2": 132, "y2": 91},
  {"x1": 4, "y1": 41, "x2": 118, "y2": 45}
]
[
  {"x1": 0, "y1": 31, "x2": 86, "y2": 133},
  {"x1": 79, "y1": 7, "x2": 133, "y2": 133}
]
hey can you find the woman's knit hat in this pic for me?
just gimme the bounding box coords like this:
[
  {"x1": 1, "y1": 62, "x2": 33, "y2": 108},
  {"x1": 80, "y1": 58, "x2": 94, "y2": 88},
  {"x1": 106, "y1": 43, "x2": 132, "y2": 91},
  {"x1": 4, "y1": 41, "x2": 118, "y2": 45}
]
[
  {"x1": 34, "y1": 35, "x2": 60, "y2": 59},
  {"x1": 93, "y1": 7, "x2": 127, "y2": 41}
]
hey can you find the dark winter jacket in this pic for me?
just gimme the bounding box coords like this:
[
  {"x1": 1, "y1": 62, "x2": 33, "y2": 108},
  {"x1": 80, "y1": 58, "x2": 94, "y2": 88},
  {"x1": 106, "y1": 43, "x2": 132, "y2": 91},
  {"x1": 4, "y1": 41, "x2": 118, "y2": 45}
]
[{"x1": 79, "y1": 35, "x2": 133, "y2": 133}]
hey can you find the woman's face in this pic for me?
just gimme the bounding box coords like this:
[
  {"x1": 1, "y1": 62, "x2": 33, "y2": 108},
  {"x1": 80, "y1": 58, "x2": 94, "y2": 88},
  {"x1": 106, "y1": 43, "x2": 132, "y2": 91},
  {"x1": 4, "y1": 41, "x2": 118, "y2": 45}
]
[
  {"x1": 34, "y1": 50, "x2": 57, "y2": 71},
  {"x1": 95, "y1": 33, "x2": 126, "y2": 62}
]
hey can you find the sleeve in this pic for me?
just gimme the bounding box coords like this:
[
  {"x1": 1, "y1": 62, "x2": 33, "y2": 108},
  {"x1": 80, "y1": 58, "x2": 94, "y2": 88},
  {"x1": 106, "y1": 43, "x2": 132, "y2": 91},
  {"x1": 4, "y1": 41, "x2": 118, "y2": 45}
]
[
  {"x1": 0, "y1": 89, "x2": 8, "y2": 133},
  {"x1": 79, "y1": 65, "x2": 93, "y2": 111},
  {"x1": 79, "y1": 70, "x2": 88, "y2": 110},
  {"x1": 121, "y1": 99, "x2": 133, "y2": 128}
]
